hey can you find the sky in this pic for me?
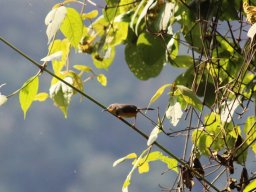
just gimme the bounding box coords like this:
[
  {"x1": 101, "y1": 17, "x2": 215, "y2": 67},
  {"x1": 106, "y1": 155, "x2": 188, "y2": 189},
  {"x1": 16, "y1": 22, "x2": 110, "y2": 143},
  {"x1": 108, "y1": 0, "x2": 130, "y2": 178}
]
[{"x1": 0, "y1": 1, "x2": 184, "y2": 192}]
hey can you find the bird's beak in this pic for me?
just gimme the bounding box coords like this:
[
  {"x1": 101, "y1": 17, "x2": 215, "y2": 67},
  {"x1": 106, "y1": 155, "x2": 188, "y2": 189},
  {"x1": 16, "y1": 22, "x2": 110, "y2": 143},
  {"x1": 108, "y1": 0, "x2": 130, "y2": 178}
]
[{"x1": 102, "y1": 108, "x2": 108, "y2": 112}]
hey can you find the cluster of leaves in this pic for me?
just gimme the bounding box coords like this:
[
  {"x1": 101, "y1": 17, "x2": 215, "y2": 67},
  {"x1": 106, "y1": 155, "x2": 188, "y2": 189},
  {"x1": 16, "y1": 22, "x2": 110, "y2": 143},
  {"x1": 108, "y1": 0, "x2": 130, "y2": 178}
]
[{"x1": 1, "y1": 0, "x2": 256, "y2": 191}]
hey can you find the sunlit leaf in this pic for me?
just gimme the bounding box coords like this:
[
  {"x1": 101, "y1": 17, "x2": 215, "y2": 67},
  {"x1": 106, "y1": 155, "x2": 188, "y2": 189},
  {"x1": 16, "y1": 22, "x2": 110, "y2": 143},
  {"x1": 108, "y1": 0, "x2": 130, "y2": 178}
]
[
  {"x1": 73, "y1": 65, "x2": 92, "y2": 73},
  {"x1": 247, "y1": 23, "x2": 256, "y2": 43},
  {"x1": 113, "y1": 153, "x2": 137, "y2": 167},
  {"x1": 155, "y1": 2, "x2": 175, "y2": 31},
  {"x1": 175, "y1": 85, "x2": 203, "y2": 111},
  {"x1": 82, "y1": 10, "x2": 99, "y2": 20},
  {"x1": 34, "y1": 92, "x2": 49, "y2": 102},
  {"x1": 134, "y1": 0, "x2": 156, "y2": 34},
  {"x1": 41, "y1": 51, "x2": 63, "y2": 62},
  {"x1": 149, "y1": 84, "x2": 172, "y2": 104},
  {"x1": 0, "y1": 95, "x2": 8, "y2": 106},
  {"x1": 173, "y1": 55, "x2": 193, "y2": 68},
  {"x1": 166, "y1": 96, "x2": 183, "y2": 126},
  {"x1": 92, "y1": 47, "x2": 115, "y2": 69},
  {"x1": 50, "y1": 71, "x2": 83, "y2": 118},
  {"x1": 244, "y1": 116, "x2": 256, "y2": 154},
  {"x1": 97, "y1": 74, "x2": 107, "y2": 86},
  {"x1": 45, "y1": 6, "x2": 67, "y2": 44},
  {"x1": 60, "y1": 8, "x2": 83, "y2": 48},
  {"x1": 147, "y1": 126, "x2": 161, "y2": 146},
  {"x1": 49, "y1": 39, "x2": 70, "y2": 73},
  {"x1": 244, "y1": 179, "x2": 256, "y2": 192},
  {"x1": 19, "y1": 76, "x2": 39, "y2": 119}
]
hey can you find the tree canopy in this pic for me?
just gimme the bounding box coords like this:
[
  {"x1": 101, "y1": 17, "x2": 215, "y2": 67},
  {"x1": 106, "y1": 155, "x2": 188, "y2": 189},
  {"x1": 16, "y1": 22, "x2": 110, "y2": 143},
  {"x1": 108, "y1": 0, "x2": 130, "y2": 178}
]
[{"x1": 1, "y1": 0, "x2": 256, "y2": 191}]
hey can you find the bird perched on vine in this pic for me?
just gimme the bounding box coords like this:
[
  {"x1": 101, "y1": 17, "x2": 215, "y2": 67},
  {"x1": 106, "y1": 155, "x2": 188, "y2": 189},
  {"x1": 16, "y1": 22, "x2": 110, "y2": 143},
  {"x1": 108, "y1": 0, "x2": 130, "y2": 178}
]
[{"x1": 104, "y1": 103, "x2": 154, "y2": 125}]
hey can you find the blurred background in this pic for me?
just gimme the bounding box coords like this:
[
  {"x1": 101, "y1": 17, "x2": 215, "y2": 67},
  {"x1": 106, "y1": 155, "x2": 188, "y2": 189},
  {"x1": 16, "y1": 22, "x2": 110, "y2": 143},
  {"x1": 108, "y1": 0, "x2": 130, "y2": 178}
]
[{"x1": 0, "y1": 0, "x2": 185, "y2": 191}]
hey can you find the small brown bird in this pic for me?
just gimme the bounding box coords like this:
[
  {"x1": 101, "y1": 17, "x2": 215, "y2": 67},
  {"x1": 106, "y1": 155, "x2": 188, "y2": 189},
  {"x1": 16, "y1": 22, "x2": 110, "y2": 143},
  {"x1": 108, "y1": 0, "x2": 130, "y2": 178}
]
[{"x1": 104, "y1": 103, "x2": 154, "y2": 124}]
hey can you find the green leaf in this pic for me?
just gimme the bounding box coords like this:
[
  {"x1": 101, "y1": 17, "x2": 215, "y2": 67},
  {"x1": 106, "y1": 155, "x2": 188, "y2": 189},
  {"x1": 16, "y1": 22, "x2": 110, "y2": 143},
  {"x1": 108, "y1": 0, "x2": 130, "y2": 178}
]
[
  {"x1": 134, "y1": 0, "x2": 156, "y2": 35},
  {"x1": 192, "y1": 130, "x2": 212, "y2": 156},
  {"x1": 60, "y1": 8, "x2": 83, "y2": 48},
  {"x1": 82, "y1": 10, "x2": 98, "y2": 20},
  {"x1": 108, "y1": 22, "x2": 129, "y2": 46},
  {"x1": 34, "y1": 92, "x2": 49, "y2": 102},
  {"x1": 92, "y1": 47, "x2": 115, "y2": 69},
  {"x1": 149, "y1": 84, "x2": 172, "y2": 104},
  {"x1": 175, "y1": 85, "x2": 203, "y2": 111},
  {"x1": 137, "y1": 32, "x2": 166, "y2": 66},
  {"x1": 19, "y1": 76, "x2": 39, "y2": 119},
  {"x1": 139, "y1": 151, "x2": 178, "y2": 173},
  {"x1": 244, "y1": 116, "x2": 256, "y2": 154},
  {"x1": 244, "y1": 179, "x2": 256, "y2": 192},
  {"x1": 49, "y1": 39, "x2": 70, "y2": 73},
  {"x1": 50, "y1": 71, "x2": 83, "y2": 118},
  {"x1": 97, "y1": 74, "x2": 107, "y2": 86},
  {"x1": 173, "y1": 55, "x2": 194, "y2": 68},
  {"x1": 73, "y1": 65, "x2": 92, "y2": 73},
  {"x1": 125, "y1": 43, "x2": 164, "y2": 80}
]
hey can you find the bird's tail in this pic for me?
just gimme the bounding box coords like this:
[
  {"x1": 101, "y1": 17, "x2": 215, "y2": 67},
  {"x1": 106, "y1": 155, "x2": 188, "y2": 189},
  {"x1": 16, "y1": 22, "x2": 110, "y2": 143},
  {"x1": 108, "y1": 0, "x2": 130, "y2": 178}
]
[{"x1": 138, "y1": 108, "x2": 154, "y2": 111}]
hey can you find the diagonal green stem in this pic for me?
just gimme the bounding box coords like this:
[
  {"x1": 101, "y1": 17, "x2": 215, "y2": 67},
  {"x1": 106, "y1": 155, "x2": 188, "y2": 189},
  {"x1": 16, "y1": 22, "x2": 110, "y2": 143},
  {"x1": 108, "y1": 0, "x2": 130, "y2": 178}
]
[{"x1": 0, "y1": 36, "x2": 220, "y2": 192}]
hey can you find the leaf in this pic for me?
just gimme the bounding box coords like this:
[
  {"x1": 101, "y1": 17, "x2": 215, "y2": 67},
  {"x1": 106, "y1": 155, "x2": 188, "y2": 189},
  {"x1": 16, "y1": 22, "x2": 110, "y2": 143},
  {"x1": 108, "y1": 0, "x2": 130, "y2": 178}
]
[
  {"x1": 192, "y1": 130, "x2": 212, "y2": 156},
  {"x1": 34, "y1": 92, "x2": 49, "y2": 102},
  {"x1": 19, "y1": 76, "x2": 39, "y2": 119},
  {"x1": 0, "y1": 95, "x2": 8, "y2": 106},
  {"x1": 113, "y1": 153, "x2": 137, "y2": 167},
  {"x1": 149, "y1": 84, "x2": 172, "y2": 104},
  {"x1": 244, "y1": 179, "x2": 256, "y2": 192},
  {"x1": 173, "y1": 55, "x2": 194, "y2": 68},
  {"x1": 166, "y1": 96, "x2": 183, "y2": 126},
  {"x1": 122, "y1": 148, "x2": 150, "y2": 192},
  {"x1": 134, "y1": 0, "x2": 156, "y2": 35},
  {"x1": 92, "y1": 47, "x2": 115, "y2": 69},
  {"x1": 175, "y1": 85, "x2": 203, "y2": 111},
  {"x1": 244, "y1": 116, "x2": 256, "y2": 154},
  {"x1": 60, "y1": 8, "x2": 83, "y2": 48},
  {"x1": 49, "y1": 77, "x2": 74, "y2": 118},
  {"x1": 247, "y1": 23, "x2": 256, "y2": 42},
  {"x1": 73, "y1": 65, "x2": 92, "y2": 73},
  {"x1": 147, "y1": 126, "x2": 161, "y2": 146},
  {"x1": 137, "y1": 32, "x2": 166, "y2": 66},
  {"x1": 125, "y1": 43, "x2": 164, "y2": 80},
  {"x1": 82, "y1": 10, "x2": 98, "y2": 20},
  {"x1": 49, "y1": 39, "x2": 70, "y2": 73},
  {"x1": 155, "y1": 2, "x2": 175, "y2": 31},
  {"x1": 142, "y1": 151, "x2": 178, "y2": 173},
  {"x1": 97, "y1": 74, "x2": 107, "y2": 86},
  {"x1": 49, "y1": 71, "x2": 83, "y2": 118},
  {"x1": 45, "y1": 6, "x2": 67, "y2": 44},
  {"x1": 41, "y1": 51, "x2": 63, "y2": 62}
]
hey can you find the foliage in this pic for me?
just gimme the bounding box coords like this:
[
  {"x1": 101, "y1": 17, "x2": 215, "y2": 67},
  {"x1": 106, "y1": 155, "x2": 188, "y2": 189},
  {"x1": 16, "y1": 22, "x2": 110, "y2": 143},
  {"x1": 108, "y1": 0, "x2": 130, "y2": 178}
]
[{"x1": 1, "y1": 0, "x2": 256, "y2": 191}]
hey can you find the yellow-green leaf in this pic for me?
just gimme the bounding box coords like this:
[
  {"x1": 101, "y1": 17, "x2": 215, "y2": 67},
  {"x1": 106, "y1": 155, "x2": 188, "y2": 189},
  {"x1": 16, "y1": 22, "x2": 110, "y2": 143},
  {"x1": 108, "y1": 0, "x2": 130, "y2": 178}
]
[
  {"x1": 73, "y1": 65, "x2": 92, "y2": 72},
  {"x1": 113, "y1": 153, "x2": 137, "y2": 167},
  {"x1": 97, "y1": 74, "x2": 107, "y2": 86},
  {"x1": 60, "y1": 8, "x2": 83, "y2": 48},
  {"x1": 34, "y1": 92, "x2": 49, "y2": 102},
  {"x1": 82, "y1": 10, "x2": 98, "y2": 20},
  {"x1": 149, "y1": 84, "x2": 172, "y2": 104},
  {"x1": 175, "y1": 85, "x2": 203, "y2": 111},
  {"x1": 244, "y1": 179, "x2": 256, "y2": 192},
  {"x1": 49, "y1": 39, "x2": 70, "y2": 73},
  {"x1": 19, "y1": 76, "x2": 39, "y2": 119},
  {"x1": 138, "y1": 162, "x2": 149, "y2": 173}
]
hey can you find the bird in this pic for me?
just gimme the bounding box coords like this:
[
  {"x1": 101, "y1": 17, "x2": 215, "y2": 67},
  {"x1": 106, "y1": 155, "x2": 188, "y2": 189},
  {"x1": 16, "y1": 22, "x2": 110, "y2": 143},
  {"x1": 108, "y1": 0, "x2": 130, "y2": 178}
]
[{"x1": 103, "y1": 103, "x2": 154, "y2": 125}]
